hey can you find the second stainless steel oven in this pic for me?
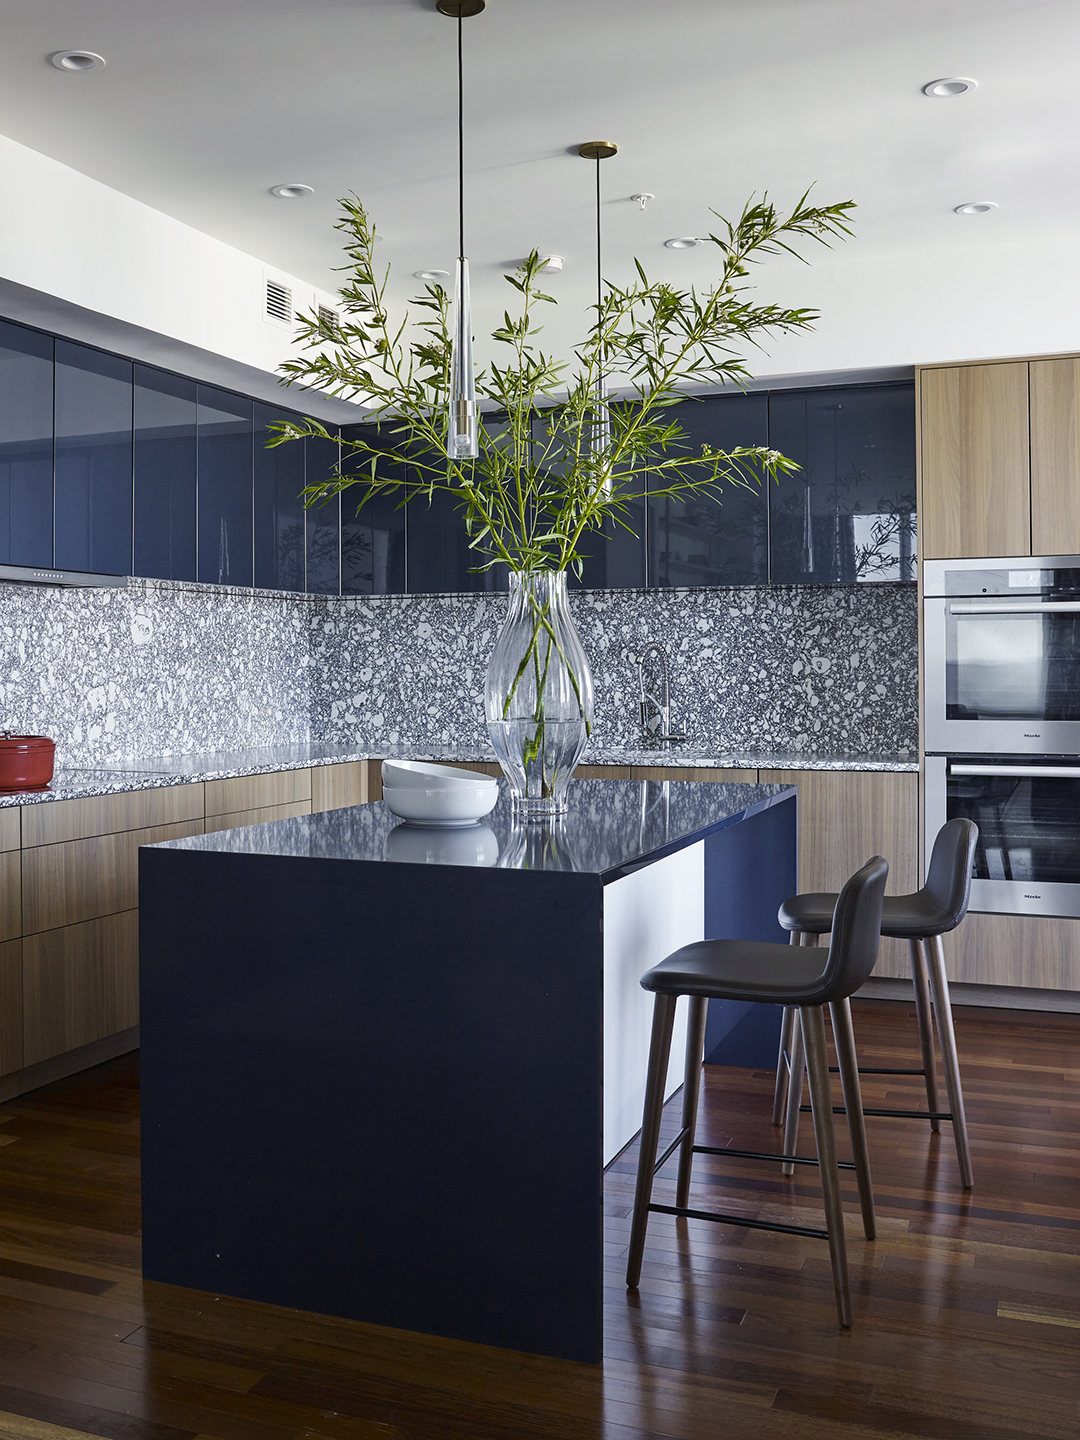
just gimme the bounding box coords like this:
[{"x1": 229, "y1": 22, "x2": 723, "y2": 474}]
[
  {"x1": 924, "y1": 555, "x2": 1080, "y2": 756},
  {"x1": 925, "y1": 755, "x2": 1080, "y2": 918}
]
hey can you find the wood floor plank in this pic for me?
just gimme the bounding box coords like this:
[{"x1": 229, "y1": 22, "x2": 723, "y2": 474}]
[{"x1": 0, "y1": 1003, "x2": 1079, "y2": 1439}]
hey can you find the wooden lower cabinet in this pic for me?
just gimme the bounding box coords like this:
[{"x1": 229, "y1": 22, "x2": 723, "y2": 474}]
[
  {"x1": 21, "y1": 818, "x2": 204, "y2": 934},
  {"x1": 935, "y1": 912, "x2": 1080, "y2": 991},
  {"x1": 205, "y1": 768, "x2": 311, "y2": 818},
  {"x1": 311, "y1": 760, "x2": 369, "y2": 812},
  {"x1": 204, "y1": 801, "x2": 311, "y2": 835},
  {"x1": 0, "y1": 939, "x2": 22, "y2": 1074},
  {"x1": 758, "y1": 769, "x2": 919, "y2": 978},
  {"x1": 22, "y1": 911, "x2": 139, "y2": 1067}
]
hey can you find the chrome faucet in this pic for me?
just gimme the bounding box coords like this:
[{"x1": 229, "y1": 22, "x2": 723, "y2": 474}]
[{"x1": 635, "y1": 642, "x2": 687, "y2": 748}]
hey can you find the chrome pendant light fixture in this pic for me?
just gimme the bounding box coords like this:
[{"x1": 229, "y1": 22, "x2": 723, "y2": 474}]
[
  {"x1": 578, "y1": 141, "x2": 618, "y2": 461},
  {"x1": 438, "y1": 0, "x2": 485, "y2": 461}
]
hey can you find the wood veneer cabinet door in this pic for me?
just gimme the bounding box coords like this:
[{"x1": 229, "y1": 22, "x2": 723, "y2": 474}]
[
  {"x1": 21, "y1": 818, "x2": 204, "y2": 934},
  {"x1": 759, "y1": 769, "x2": 918, "y2": 975},
  {"x1": 204, "y1": 769, "x2": 311, "y2": 818},
  {"x1": 939, "y1": 911, "x2": 1080, "y2": 989},
  {"x1": 23, "y1": 910, "x2": 139, "y2": 1066},
  {"x1": 310, "y1": 761, "x2": 368, "y2": 812},
  {"x1": 0, "y1": 851, "x2": 19, "y2": 942},
  {"x1": 1031, "y1": 357, "x2": 1080, "y2": 556},
  {"x1": 0, "y1": 939, "x2": 22, "y2": 1075},
  {"x1": 920, "y1": 363, "x2": 1030, "y2": 559},
  {"x1": 0, "y1": 809, "x2": 18, "y2": 852},
  {"x1": 21, "y1": 782, "x2": 203, "y2": 848},
  {"x1": 629, "y1": 766, "x2": 758, "y2": 782},
  {"x1": 204, "y1": 800, "x2": 311, "y2": 834}
]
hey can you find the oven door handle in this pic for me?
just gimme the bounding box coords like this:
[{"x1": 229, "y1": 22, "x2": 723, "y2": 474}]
[
  {"x1": 950, "y1": 763, "x2": 1080, "y2": 778},
  {"x1": 949, "y1": 601, "x2": 1080, "y2": 614}
]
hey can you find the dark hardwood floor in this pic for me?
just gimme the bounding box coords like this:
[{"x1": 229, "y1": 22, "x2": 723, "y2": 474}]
[{"x1": 0, "y1": 998, "x2": 1077, "y2": 1439}]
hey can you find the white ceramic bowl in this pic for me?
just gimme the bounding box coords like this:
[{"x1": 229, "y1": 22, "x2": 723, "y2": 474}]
[
  {"x1": 382, "y1": 781, "x2": 499, "y2": 827},
  {"x1": 381, "y1": 759, "x2": 499, "y2": 791}
]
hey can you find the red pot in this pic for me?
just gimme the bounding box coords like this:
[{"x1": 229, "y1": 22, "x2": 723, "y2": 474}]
[{"x1": 0, "y1": 734, "x2": 56, "y2": 790}]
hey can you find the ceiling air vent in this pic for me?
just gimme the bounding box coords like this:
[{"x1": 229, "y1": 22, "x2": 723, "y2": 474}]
[
  {"x1": 318, "y1": 304, "x2": 340, "y2": 338},
  {"x1": 265, "y1": 278, "x2": 292, "y2": 325}
]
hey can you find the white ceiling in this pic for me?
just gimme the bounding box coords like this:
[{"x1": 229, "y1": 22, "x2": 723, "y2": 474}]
[{"x1": 1, "y1": 0, "x2": 1079, "y2": 379}]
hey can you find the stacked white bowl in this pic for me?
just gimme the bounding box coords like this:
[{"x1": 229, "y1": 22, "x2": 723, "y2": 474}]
[{"x1": 381, "y1": 760, "x2": 499, "y2": 826}]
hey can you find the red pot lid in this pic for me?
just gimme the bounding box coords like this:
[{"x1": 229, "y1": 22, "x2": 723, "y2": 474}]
[{"x1": 0, "y1": 733, "x2": 55, "y2": 749}]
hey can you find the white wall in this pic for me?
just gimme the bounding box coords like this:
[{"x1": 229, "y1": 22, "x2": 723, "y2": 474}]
[{"x1": 0, "y1": 130, "x2": 360, "y2": 418}]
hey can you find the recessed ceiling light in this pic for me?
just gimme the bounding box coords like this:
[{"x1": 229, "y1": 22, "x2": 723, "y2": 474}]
[
  {"x1": 923, "y1": 76, "x2": 977, "y2": 97},
  {"x1": 414, "y1": 269, "x2": 450, "y2": 282},
  {"x1": 664, "y1": 236, "x2": 701, "y2": 250},
  {"x1": 51, "y1": 50, "x2": 105, "y2": 71},
  {"x1": 271, "y1": 183, "x2": 314, "y2": 199},
  {"x1": 954, "y1": 201, "x2": 997, "y2": 215}
]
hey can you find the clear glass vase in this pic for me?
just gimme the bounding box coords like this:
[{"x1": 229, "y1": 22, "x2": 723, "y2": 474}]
[{"x1": 485, "y1": 570, "x2": 594, "y2": 818}]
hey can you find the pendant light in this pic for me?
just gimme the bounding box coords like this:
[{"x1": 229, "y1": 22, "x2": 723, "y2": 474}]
[
  {"x1": 438, "y1": 0, "x2": 485, "y2": 461},
  {"x1": 578, "y1": 141, "x2": 617, "y2": 462}
]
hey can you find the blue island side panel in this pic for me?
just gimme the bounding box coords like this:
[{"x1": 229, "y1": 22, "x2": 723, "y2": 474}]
[
  {"x1": 139, "y1": 847, "x2": 605, "y2": 1364},
  {"x1": 702, "y1": 793, "x2": 798, "y2": 1067}
]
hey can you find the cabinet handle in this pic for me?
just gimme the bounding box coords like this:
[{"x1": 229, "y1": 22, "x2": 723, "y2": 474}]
[
  {"x1": 951, "y1": 763, "x2": 1080, "y2": 779},
  {"x1": 949, "y1": 601, "x2": 1080, "y2": 614}
]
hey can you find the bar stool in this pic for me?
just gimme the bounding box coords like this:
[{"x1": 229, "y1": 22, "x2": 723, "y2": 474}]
[
  {"x1": 774, "y1": 817, "x2": 978, "y2": 1190},
  {"x1": 626, "y1": 855, "x2": 888, "y2": 1328}
]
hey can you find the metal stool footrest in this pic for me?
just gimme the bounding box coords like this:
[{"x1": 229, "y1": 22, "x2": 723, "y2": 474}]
[
  {"x1": 647, "y1": 1201, "x2": 829, "y2": 1241},
  {"x1": 798, "y1": 1103, "x2": 954, "y2": 1121},
  {"x1": 693, "y1": 1143, "x2": 857, "y2": 1171}
]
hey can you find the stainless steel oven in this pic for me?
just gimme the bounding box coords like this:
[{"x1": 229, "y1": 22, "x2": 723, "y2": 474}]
[
  {"x1": 924, "y1": 555, "x2": 1080, "y2": 756},
  {"x1": 925, "y1": 754, "x2": 1080, "y2": 918}
]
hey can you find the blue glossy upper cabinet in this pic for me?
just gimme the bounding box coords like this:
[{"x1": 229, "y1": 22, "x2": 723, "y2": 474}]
[
  {"x1": 768, "y1": 383, "x2": 917, "y2": 584},
  {"x1": 253, "y1": 404, "x2": 305, "y2": 591},
  {"x1": 198, "y1": 386, "x2": 253, "y2": 587},
  {"x1": 338, "y1": 424, "x2": 407, "y2": 595},
  {"x1": 54, "y1": 341, "x2": 133, "y2": 575},
  {"x1": 0, "y1": 320, "x2": 53, "y2": 568},
  {"x1": 647, "y1": 392, "x2": 769, "y2": 588},
  {"x1": 134, "y1": 366, "x2": 197, "y2": 581},
  {"x1": 304, "y1": 434, "x2": 342, "y2": 594}
]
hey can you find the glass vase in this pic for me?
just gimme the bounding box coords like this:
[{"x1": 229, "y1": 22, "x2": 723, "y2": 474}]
[{"x1": 485, "y1": 570, "x2": 594, "y2": 818}]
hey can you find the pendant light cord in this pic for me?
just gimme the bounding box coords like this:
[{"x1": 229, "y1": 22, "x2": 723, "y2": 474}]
[
  {"x1": 595, "y1": 156, "x2": 602, "y2": 328},
  {"x1": 458, "y1": 10, "x2": 465, "y2": 261}
]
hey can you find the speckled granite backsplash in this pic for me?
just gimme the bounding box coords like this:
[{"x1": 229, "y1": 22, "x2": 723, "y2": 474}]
[
  {"x1": 0, "y1": 579, "x2": 311, "y2": 768},
  {"x1": 308, "y1": 584, "x2": 918, "y2": 758},
  {"x1": 0, "y1": 578, "x2": 916, "y2": 767}
]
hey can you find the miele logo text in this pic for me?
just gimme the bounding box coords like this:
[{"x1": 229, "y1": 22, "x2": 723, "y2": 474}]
[
  {"x1": 1024, "y1": 894, "x2": 1041, "y2": 899},
  {"x1": 1023, "y1": 733, "x2": 1041, "y2": 737}
]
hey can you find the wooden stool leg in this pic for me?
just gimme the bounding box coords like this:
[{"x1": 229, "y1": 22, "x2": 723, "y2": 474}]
[
  {"x1": 910, "y1": 938, "x2": 943, "y2": 1133},
  {"x1": 626, "y1": 993, "x2": 679, "y2": 1288},
  {"x1": 926, "y1": 935, "x2": 974, "y2": 1190},
  {"x1": 781, "y1": 1009, "x2": 805, "y2": 1177},
  {"x1": 772, "y1": 1004, "x2": 796, "y2": 1126},
  {"x1": 829, "y1": 997, "x2": 876, "y2": 1240},
  {"x1": 781, "y1": 934, "x2": 818, "y2": 1176},
  {"x1": 676, "y1": 996, "x2": 708, "y2": 1209},
  {"x1": 802, "y1": 1004, "x2": 852, "y2": 1327}
]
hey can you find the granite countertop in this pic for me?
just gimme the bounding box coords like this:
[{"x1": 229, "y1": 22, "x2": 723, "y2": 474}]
[
  {"x1": 149, "y1": 777, "x2": 798, "y2": 881},
  {"x1": 0, "y1": 740, "x2": 918, "y2": 807}
]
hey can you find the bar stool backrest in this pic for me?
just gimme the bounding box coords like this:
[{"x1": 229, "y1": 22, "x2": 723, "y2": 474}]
[
  {"x1": 922, "y1": 818, "x2": 979, "y2": 932},
  {"x1": 820, "y1": 856, "x2": 890, "y2": 1003}
]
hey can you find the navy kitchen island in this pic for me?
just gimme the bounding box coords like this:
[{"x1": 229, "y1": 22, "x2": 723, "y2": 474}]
[{"x1": 139, "y1": 777, "x2": 796, "y2": 1364}]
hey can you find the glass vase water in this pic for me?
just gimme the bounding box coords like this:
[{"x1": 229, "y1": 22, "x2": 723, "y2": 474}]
[{"x1": 485, "y1": 571, "x2": 594, "y2": 818}]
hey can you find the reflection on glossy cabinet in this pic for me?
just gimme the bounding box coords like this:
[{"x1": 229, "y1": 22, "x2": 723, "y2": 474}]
[
  {"x1": 920, "y1": 363, "x2": 1030, "y2": 560},
  {"x1": 759, "y1": 769, "x2": 918, "y2": 976},
  {"x1": 1031, "y1": 357, "x2": 1080, "y2": 557}
]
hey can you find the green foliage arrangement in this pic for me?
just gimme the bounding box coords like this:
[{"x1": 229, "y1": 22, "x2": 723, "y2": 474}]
[{"x1": 270, "y1": 192, "x2": 855, "y2": 575}]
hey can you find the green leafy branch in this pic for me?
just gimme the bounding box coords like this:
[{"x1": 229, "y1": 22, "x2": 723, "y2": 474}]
[{"x1": 271, "y1": 190, "x2": 855, "y2": 574}]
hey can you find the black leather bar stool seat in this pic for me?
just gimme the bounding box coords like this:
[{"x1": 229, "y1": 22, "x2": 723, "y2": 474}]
[
  {"x1": 774, "y1": 817, "x2": 978, "y2": 1190},
  {"x1": 626, "y1": 855, "x2": 889, "y2": 1329}
]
